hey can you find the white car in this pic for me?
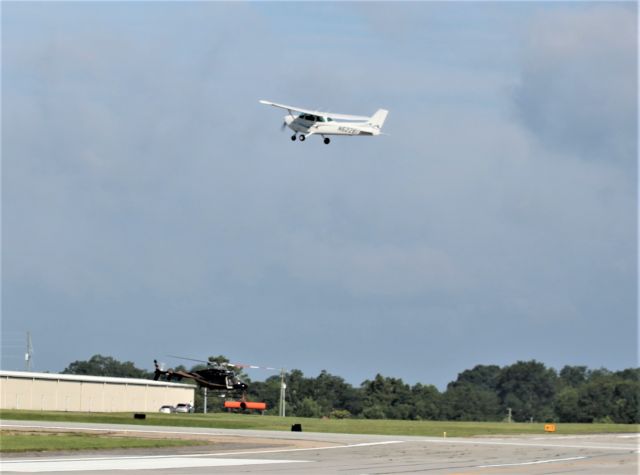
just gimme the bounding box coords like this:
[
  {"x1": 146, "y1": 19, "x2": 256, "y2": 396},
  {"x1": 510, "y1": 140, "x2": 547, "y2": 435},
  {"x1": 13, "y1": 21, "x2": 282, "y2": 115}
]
[
  {"x1": 159, "y1": 405, "x2": 175, "y2": 414},
  {"x1": 175, "y1": 403, "x2": 194, "y2": 413}
]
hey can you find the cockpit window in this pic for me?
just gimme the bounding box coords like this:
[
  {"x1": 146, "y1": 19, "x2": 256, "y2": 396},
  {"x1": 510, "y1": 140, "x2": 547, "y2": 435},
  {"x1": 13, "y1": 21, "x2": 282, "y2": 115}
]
[{"x1": 300, "y1": 114, "x2": 330, "y2": 122}]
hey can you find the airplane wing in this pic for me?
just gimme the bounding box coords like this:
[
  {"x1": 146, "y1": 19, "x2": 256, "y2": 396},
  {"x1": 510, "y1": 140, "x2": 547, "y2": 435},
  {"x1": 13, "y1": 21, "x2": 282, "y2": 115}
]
[{"x1": 259, "y1": 100, "x2": 370, "y2": 121}]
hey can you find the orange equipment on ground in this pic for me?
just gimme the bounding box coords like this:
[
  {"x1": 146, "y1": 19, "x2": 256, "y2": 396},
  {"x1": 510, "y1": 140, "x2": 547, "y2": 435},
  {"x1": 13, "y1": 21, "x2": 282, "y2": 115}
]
[{"x1": 224, "y1": 401, "x2": 267, "y2": 410}]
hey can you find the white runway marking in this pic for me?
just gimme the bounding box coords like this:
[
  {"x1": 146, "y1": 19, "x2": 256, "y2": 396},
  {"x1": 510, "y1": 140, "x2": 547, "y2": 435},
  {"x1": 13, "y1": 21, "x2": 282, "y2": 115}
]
[
  {"x1": 0, "y1": 441, "x2": 403, "y2": 473},
  {"x1": 183, "y1": 440, "x2": 404, "y2": 457},
  {"x1": 0, "y1": 457, "x2": 307, "y2": 473},
  {"x1": 475, "y1": 455, "x2": 588, "y2": 469}
]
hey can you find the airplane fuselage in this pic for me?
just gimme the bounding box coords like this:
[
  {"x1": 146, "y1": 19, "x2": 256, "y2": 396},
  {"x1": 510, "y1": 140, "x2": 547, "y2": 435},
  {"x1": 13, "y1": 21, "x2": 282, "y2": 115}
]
[{"x1": 287, "y1": 115, "x2": 380, "y2": 137}]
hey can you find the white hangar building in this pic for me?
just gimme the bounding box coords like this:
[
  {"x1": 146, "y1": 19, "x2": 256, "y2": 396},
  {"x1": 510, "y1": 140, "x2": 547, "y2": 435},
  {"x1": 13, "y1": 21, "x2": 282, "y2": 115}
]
[{"x1": 0, "y1": 370, "x2": 195, "y2": 412}]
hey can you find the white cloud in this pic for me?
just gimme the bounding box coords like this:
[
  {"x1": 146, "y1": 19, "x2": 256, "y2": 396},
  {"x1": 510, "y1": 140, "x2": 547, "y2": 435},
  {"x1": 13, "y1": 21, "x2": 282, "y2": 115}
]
[{"x1": 514, "y1": 5, "x2": 637, "y2": 166}]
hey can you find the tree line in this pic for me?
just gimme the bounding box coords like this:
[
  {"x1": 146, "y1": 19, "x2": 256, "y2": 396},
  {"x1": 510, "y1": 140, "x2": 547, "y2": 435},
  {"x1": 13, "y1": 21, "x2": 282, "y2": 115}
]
[{"x1": 62, "y1": 355, "x2": 639, "y2": 423}]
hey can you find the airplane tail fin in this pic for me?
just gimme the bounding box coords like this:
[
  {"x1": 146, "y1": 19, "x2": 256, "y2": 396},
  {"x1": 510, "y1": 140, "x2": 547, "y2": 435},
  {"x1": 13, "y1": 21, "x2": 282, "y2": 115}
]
[{"x1": 369, "y1": 109, "x2": 388, "y2": 130}]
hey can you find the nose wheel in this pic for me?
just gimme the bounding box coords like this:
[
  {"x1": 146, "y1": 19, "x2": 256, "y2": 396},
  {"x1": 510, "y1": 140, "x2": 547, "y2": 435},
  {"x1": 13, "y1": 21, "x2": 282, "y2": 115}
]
[
  {"x1": 323, "y1": 137, "x2": 331, "y2": 144},
  {"x1": 291, "y1": 134, "x2": 297, "y2": 141}
]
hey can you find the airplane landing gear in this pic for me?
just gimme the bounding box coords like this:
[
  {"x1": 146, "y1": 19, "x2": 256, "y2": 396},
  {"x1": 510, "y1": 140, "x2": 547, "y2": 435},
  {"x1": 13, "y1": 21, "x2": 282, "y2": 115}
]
[
  {"x1": 299, "y1": 135, "x2": 306, "y2": 141},
  {"x1": 324, "y1": 137, "x2": 331, "y2": 144},
  {"x1": 291, "y1": 134, "x2": 297, "y2": 141}
]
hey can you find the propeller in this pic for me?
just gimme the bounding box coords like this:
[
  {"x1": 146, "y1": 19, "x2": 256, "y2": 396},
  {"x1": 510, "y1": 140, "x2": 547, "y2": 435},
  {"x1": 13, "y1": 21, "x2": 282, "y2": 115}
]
[{"x1": 281, "y1": 114, "x2": 294, "y2": 132}]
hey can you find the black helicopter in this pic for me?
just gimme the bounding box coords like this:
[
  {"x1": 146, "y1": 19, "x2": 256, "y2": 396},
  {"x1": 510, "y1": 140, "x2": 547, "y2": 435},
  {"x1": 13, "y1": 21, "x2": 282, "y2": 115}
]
[{"x1": 153, "y1": 357, "x2": 249, "y2": 393}]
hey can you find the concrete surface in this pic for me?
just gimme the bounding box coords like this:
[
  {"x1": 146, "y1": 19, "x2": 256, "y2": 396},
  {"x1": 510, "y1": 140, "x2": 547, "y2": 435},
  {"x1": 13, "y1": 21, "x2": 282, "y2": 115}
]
[{"x1": 1, "y1": 419, "x2": 638, "y2": 474}]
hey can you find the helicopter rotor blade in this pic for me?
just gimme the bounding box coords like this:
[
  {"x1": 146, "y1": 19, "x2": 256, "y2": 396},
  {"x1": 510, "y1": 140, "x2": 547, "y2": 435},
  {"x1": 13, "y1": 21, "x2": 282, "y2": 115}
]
[
  {"x1": 229, "y1": 363, "x2": 278, "y2": 371},
  {"x1": 166, "y1": 355, "x2": 279, "y2": 371},
  {"x1": 166, "y1": 355, "x2": 210, "y2": 365}
]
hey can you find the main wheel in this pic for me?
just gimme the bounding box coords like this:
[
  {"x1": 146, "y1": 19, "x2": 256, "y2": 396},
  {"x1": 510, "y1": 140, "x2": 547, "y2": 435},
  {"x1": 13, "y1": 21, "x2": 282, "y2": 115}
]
[
  {"x1": 291, "y1": 134, "x2": 297, "y2": 141},
  {"x1": 299, "y1": 135, "x2": 306, "y2": 141},
  {"x1": 324, "y1": 137, "x2": 331, "y2": 144}
]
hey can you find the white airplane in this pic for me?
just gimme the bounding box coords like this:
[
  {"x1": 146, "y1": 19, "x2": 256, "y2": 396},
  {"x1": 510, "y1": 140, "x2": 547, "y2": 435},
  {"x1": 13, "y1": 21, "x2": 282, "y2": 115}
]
[{"x1": 259, "y1": 100, "x2": 389, "y2": 144}]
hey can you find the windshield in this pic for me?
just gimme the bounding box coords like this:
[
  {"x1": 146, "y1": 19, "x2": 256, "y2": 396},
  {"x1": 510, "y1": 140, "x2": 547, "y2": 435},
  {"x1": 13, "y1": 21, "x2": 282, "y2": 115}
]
[{"x1": 299, "y1": 114, "x2": 326, "y2": 122}]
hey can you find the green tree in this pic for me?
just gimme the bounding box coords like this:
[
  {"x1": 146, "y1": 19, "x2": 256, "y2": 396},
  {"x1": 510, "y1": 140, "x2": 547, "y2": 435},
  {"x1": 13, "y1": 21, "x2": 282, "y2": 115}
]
[
  {"x1": 361, "y1": 374, "x2": 413, "y2": 419},
  {"x1": 411, "y1": 383, "x2": 442, "y2": 420},
  {"x1": 362, "y1": 404, "x2": 386, "y2": 419},
  {"x1": 615, "y1": 368, "x2": 640, "y2": 382},
  {"x1": 496, "y1": 360, "x2": 557, "y2": 422},
  {"x1": 279, "y1": 369, "x2": 317, "y2": 417},
  {"x1": 559, "y1": 365, "x2": 588, "y2": 388},
  {"x1": 62, "y1": 354, "x2": 151, "y2": 379},
  {"x1": 575, "y1": 378, "x2": 615, "y2": 422},
  {"x1": 247, "y1": 376, "x2": 282, "y2": 415},
  {"x1": 452, "y1": 365, "x2": 501, "y2": 391},
  {"x1": 311, "y1": 370, "x2": 362, "y2": 416},
  {"x1": 442, "y1": 383, "x2": 501, "y2": 421},
  {"x1": 297, "y1": 397, "x2": 322, "y2": 418},
  {"x1": 611, "y1": 380, "x2": 640, "y2": 423},
  {"x1": 554, "y1": 387, "x2": 580, "y2": 422},
  {"x1": 575, "y1": 377, "x2": 640, "y2": 423}
]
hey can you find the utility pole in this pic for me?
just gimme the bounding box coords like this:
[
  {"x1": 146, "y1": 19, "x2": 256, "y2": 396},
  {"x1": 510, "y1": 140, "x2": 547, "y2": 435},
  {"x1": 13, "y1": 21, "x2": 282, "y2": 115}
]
[
  {"x1": 25, "y1": 332, "x2": 33, "y2": 372},
  {"x1": 507, "y1": 407, "x2": 512, "y2": 423},
  {"x1": 279, "y1": 368, "x2": 286, "y2": 417},
  {"x1": 203, "y1": 387, "x2": 208, "y2": 414}
]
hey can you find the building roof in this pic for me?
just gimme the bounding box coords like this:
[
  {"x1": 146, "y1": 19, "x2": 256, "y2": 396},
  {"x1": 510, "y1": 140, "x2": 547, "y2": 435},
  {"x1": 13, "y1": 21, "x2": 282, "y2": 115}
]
[{"x1": 0, "y1": 370, "x2": 195, "y2": 389}]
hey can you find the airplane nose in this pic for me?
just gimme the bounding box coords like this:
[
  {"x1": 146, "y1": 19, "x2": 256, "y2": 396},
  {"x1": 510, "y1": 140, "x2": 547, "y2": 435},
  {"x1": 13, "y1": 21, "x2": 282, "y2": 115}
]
[{"x1": 284, "y1": 114, "x2": 294, "y2": 125}]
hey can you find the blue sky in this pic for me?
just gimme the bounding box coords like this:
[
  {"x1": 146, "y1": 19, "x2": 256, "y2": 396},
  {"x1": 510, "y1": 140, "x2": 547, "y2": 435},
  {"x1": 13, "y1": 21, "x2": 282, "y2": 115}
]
[{"x1": 2, "y1": 2, "x2": 637, "y2": 389}]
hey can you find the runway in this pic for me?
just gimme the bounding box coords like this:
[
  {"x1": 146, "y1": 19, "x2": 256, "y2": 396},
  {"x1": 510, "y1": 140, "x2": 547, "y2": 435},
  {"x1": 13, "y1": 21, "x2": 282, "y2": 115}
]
[{"x1": 1, "y1": 420, "x2": 638, "y2": 474}]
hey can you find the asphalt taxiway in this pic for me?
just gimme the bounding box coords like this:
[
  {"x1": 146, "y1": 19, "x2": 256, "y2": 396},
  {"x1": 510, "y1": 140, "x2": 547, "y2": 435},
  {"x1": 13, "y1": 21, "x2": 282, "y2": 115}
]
[{"x1": 1, "y1": 419, "x2": 638, "y2": 474}]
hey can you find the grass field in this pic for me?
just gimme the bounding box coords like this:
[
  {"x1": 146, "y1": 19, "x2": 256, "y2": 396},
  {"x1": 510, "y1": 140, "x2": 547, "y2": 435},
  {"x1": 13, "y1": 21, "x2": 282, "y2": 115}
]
[
  {"x1": 0, "y1": 430, "x2": 206, "y2": 453},
  {"x1": 2, "y1": 409, "x2": 638, "y2": 438}
]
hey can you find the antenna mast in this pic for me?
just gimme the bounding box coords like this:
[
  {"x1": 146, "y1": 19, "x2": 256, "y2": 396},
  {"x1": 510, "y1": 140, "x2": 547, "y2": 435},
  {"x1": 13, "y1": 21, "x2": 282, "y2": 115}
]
[{"x1": 25, "y1": 331, "x2": 33, "y2": 371}]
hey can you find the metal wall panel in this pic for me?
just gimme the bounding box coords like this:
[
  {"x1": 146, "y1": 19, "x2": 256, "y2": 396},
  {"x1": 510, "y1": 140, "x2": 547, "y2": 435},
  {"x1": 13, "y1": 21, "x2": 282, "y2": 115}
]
[{"x1": 0, "y1": 371, "x2": 195, "y2": 413}]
